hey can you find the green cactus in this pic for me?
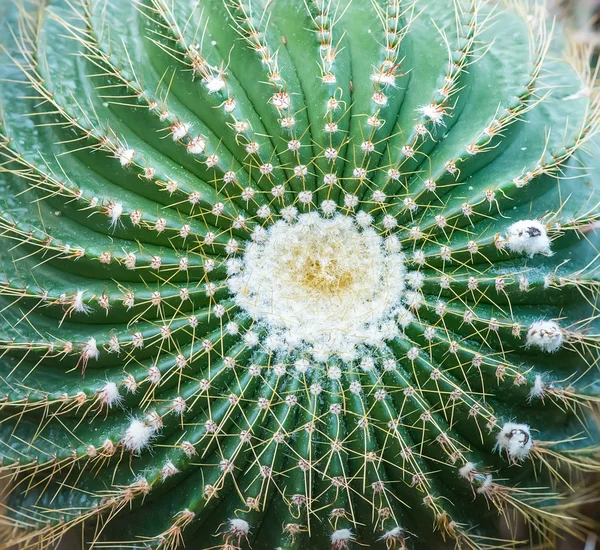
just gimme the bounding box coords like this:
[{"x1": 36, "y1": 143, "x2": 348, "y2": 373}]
[{"x1": 1, "y1": 0, "x2": 600, "y2": 548}]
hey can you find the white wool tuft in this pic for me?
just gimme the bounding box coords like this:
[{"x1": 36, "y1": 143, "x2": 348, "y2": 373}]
[
  {"x1": 526, "y1": 320, "x2": 563, "y2": 353},
  {"x1": 187, "y1": 136, "x2": 206, "y2": 155},
  {"x1": 171, "y1": 122, "x2": 189, "y2": 141},
  {"x1": 476, "y1": 474, "x2": 493, "y2": 494},
  {"x1": 505, "y1": 220, "x2": 552, "y2": 257},
  {"x1": 82, "y1": 337, "x2": 99, "y2": 361},
  {"x1": 116, "y1": 147, "x2": 135, "y2": 167},
  {"x1": 204, "y1": 74, "x2": 225, "y2": 93},
  {"x1": 294, "y1": 359, "x2": 310, "y2": 374},
  {"x1": 229, "y1": 518, "x2": 250, "y2": 534},
  {"x1": 98, "y1": 382, "x2": 122, "y2": 408},
  {"x1": 122, "y1": 419, "x2": 155, "y2": 454},
  {"x1": 418, "y1": 103, "x2": 445, "y2": 125},
  {"x1": 107, "y1": 202, "x2": 123, "y2": 228},
  {"x1": 227, "y1": 213, "x2": 406, "y2": 361},
  {"x1": 378, "y1": 526, "x2": 404, "y2": 541},
  {"x1": 171, "y1": 396, "x2": 187, "y2": 414},
  {"x1": 320, "y1": 200, "x2": 337, "y2": 215},
  {"x1": 161, "y1": 460, "x2": 179, "y2": 480},
  {"x1": 72, "y1": 290, "x2": 91, "y2": 314},
  {"x1": 406, "y1": 271, "x2": 424, "y2": 289},
  {"x1": 529, "y1": 375, "x2": 545, "y2": 401},
  {"x1": 355, "y1": 210, "x2": 372, "y2": 227},
  {"x1": 458, "y1": 462, "x2": 476, "y2": 479},
  {"x1": 371, "y1": 72, "x2": 396, "y2": 87},
  {"x1": 496, "y1": 422, "x2": 533, "y2": 460},
  {"x1": 331, "y1": 529, "x2": 355, "y2": 547}
]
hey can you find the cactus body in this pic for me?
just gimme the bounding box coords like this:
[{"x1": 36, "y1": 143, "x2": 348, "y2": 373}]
[{"x1": 0, "y1": 0, "x2": 600, "y2": 548}]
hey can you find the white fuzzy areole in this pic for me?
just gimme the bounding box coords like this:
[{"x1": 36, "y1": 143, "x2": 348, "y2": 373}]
[
  {"x1": 229, "y1": 518, "x2": 250, "y2": 534},
  {"x1": 476, "y1": 473, "x2": 493, "y2": 494},
  {"x1": 526, "y1": 320, "x2": 563, "y2": 353},
  {"x1": 529, "y1": 374, "x2": 545, "y2": 400},
  {"x1": 161, "y1": 460, "x2": 179, "y2": 480},
  {"x1": 108, "y1": 202, "x2": 123, "y2": 229},
  {"x1": 505, "y1": 220, "x2": 552, "y2": 257},
  {"x1": 331, "y1": 528, "x2": 355, "y2": 546},
  {"x1": 116, "y1": 147, "x2": 135, "y2": 167},
  {"x1": 204, "y1": 75, "x2": 225, "y2": 93},
  {"x1": 82, "y1": 337, "x2": 99, "y2": 361},
  {"x1": 496, "y1": 422, "x2": 533, "y2": 460},
  {"x1": 122, "y1": 419, "x2": 155, "y2": 454},
  {"x1": 378, "y1": 526, "x2": 404, "y2": 541},
  {"x1": 458, "y1": 461, "x2": 476, "y2": 479},
  {"x1": 418, "y1": 103, "x2": 445, "y2": 125},
  {"x1": 98, "y1": 382, "x2": 121, "y2": 408},
  {"x1": 228, "y1": 213, "x2": 407, "y2": 361}
]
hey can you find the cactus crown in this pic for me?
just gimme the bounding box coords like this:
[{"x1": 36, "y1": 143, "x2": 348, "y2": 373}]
[{"x1": 1, "y1": 0, "x2": 600, "y2": 549}]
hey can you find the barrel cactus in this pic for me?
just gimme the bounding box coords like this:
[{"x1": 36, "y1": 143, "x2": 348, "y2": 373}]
[{"x1": 1, "y1": 0, "x2": 600, "y2": 548}]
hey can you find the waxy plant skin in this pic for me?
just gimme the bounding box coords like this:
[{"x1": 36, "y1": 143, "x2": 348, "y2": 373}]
[{"x1": 0, "y1": 0, "x2": 600, "y2": 549}]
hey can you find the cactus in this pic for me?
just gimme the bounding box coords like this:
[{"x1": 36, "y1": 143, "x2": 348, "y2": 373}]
[{"x1": 1, "y1": 0, "x2": 600, "y2": 548}]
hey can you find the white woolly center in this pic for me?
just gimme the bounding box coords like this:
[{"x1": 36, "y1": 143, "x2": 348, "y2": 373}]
[{"x1": 228, "y1": 213, "x2": 408, "y2": 361}]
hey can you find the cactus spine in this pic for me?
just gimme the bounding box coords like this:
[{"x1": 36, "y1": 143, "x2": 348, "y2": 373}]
[{"x1": 0, "y1": 0, "x2": 600, "y2": 548}]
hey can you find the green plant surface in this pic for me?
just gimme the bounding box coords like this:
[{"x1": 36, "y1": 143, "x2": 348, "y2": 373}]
[{"x1": 0, "y1": 0, "x2": 599, "y2": 549}]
